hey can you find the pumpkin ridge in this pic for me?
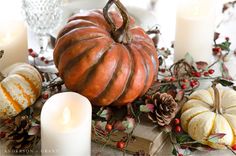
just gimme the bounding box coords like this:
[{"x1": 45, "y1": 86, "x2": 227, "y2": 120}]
[
  {"x1": 63, "y1": 41, "x2": 114, "y2": 91},
  {"x1": 206, "y1": 113, "x2": 217, "y2": 139},
  {"x1": 132, "y1": 40, "x2": 158, "y2": 73},
  {"x1": 54, "y1": 26, "x2": 110, "y2": 64},
  {"x1": 17, "y1": 74, "x2": 39, "y2": 97},
  {"x1": 115, "y1": 44, "x2": 146, "y2": 105},
  {"x1": 132, "y1": 44, "x2": 155, "y2": 95},
  {"x1": 112, "y1": 45, "x2": 134, "y2": 105},
  {"x1": 92, "y1": 45, "x2": 127, "y2": 105},
  {"x1": 77, "y1": 43, "x2": 118, "y2": 95},
  {"x1": 59, "y1": 42, "x2": 99, "y2": 79},
  {"x1": 185, "y1": 110, "x2": 210, "y2": 132},
  {"x1": 58, "y1": 19, "x2": 100, "y2": 39},
  {"x1": 130, "y1": 27, "x2": 155, "y2": 47},
  {"x1": 68, "y1": 11, "x2": 110, "y2": 30},
  {"x1": 55, "y1": 33, "x2": 109, "y2": 66},
  {"x1": 15, "y1": 83, "x2": 31, "y2": 106},
  {"x1": 222, "y1": 114, "x2": 236, "y2": 146},
  {"x1": 132, "y1": 45, "x2": 150, "y2": 95},
  {"x1": 0, "y1": 84, "x2": 23, "y2": 113}
]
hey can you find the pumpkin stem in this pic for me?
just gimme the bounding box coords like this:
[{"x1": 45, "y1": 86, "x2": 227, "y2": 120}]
[
  {"x1": 103, "y1": 0, "x2": 131, "y2": 44},
  {"x1": 212, "y1": 83, "x2": 223, "y2": 114}
]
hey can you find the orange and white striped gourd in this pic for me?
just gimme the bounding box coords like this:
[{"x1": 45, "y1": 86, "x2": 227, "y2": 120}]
[
  {"x1": 181, "y1": 85, "x2": 236, "y2": 149},
  {"x1": 0, "y1": 63, "x2": 42, "y2": 119}
]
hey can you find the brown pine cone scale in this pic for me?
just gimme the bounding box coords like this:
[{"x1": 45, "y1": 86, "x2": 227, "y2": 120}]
[{"x1": 146, "y1": 92, "x2": 178, "y2": 126}]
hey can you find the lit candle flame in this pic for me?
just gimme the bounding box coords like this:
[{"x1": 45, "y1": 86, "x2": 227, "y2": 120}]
[{"x1": 62, "y1": 107, "x2": 71, "y2": 125}]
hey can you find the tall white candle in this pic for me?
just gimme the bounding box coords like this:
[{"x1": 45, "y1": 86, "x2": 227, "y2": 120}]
[
  {"x1": 174, "y1": 0, "x2": 219, "y2": 62},
  {"x1": 0, "y1": 0, "x2": 28, "y2": 71},
  {"x1": 41, "y1": 92, "x2": 92, "y2": 156}
]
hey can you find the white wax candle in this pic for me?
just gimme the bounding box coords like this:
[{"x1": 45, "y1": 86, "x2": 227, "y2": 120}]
[
  {"x1": 0, "y1": 1, "x2": 28, "y2": 71},
  {"x1": 174, "y1": 0, "x2": 219, "y2": 62},
  {"x1": 41, "y1": 92, "x2": 92, "y2": 156}
]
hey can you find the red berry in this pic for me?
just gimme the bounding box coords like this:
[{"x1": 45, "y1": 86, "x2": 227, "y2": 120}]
[
  {"x1": 195, "y1": 72, "x2": 201, "y2": 78},
  {"x1": 105, "y1": 124, "x2": 113, "y2": 132},
  {"x1": 182, "y1": 79, "x2": 188, "y2": 83},
  {"x1": 212, "y1": 47, "x2": 222, "y2": 55},
  {"x1": 146, "y1": 95, "x2": 152, "y2": 99},
  {"x1": 203, "y1": 72, "x2": 209, "y2": 77},
  {"x1": 191, "y1": 71, "x2": 196, "y2": 75},
  {"x1": 208, "y1": 69, "x2": 215, "y2": 74},
  {"x1": 175, "y1": 126, "x2": 182, "y2": 133},
  {"x1": 160, "y1": 68, "x2": 166, "y2": 73},
  {"x1": 116, "y1": 141, "x2": 125, "y2": 149},
  {"x1": 28, "y1": 48, "x2": 33, "y2": 53},
  {"x1": 42, "y1": 92, "x2": 49, "y2": 100},
  {"x1": 45, "y1": 60, "x2": 49, "y2": 64},
  {"x1": 40, "y1": 56, "x2": 45, "y2": 61},
  {"x1": 225, "y1": 37, "x2": 230, "y2": 41},
  {"x1": 174, "y1": 118, "x2": 180, "y2": 125},
  {"x1": 181, "y1": 84, "x2": 187, "y2": 90},
  {"x1": 190, "y1": 81, "x2": 195, "y2": 87},
  {"x1": 30, "y1": 52, "x2": 38, "y2": 58},
  {"x1": 0, "y1": 132, "x2": 6, "y2": 138},
  {"x1": 178, "y1": 154, "x2": 183, "y2": 156},
  {"x1": 232, "y1": 144, "x2": 236, "y2": 150},
  {"x1": 170, "y1": 77, "x2": 176, "y2": 82}
]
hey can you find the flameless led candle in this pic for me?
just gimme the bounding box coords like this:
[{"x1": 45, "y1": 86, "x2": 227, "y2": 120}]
[
  {"x1": 0, "y1": 0, "x2": 28, "y2": 71},
  {"x1": 41, "y1": 92, "x2": 92, "y2": 156},
  {"x1": 174, "y1": 0, "x2": 219, "y2": 62}
]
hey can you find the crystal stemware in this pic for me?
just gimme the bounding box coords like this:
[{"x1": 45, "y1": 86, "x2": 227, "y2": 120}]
[{"x1": 22, "y1": 0, "x2": 62, "y2": 72}]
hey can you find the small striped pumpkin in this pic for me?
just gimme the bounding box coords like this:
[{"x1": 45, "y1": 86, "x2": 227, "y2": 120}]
[
  {"x1": 54, "y1": 0, "x2": 158, "y2": 106},
  {"x1": 0, "y1": 63, "x2": 42, "y2": 119}
]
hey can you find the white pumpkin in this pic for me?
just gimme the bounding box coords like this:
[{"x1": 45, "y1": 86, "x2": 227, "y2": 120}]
[
  {"x1": 0, "y1": 63, "x2": 42, "y2": 119},
  {"x1": 181, "y1": 85, "x2": 236, "y2": 149}
]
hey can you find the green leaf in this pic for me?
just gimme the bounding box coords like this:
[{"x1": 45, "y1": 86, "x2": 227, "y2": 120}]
[
  {"x1": 176, "y1": 133, "x2": 193, "y2": 144},
  {"x1": 139, "y1": 104, "x2": 154, "y2": 113},
  {"x1": 172, "y1": 147, "x2": 178, "y2": 156},
  {"x1": 215, "y1": 78, "x2": 234, "y2": 87},
  {"x1": 218, "y1": 41, "x2": 231, "y2": 51},
  {"x1": 207, "y1": 133, "x2": 226, "y2": 144},
  {"x1": 184, "y1": 53, "x2": 194, "y2": 65},
  {"x1": 97, "y1": 109, "x2": 108, "y2": 119}
]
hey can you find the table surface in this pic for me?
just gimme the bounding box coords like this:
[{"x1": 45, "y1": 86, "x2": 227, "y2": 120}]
[{"x1": 3, "y1": 0, "x2": 236, "y2": 156}]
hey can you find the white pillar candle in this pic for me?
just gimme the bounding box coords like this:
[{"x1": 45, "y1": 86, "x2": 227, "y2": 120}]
[
  {"x1": 174, "y1": 0, "x2": 219, "y2": 62},
  {"x1": 0, "y1": 0, "x2": 28, "y2": 71},
  {"x1": 41, "y1": 92, "x2": 92, "y2": 156}
]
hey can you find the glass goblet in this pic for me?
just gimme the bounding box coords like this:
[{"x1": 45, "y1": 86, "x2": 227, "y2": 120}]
[{"x1": 22, "y1": 0, "x2": 62, "y2": 72}]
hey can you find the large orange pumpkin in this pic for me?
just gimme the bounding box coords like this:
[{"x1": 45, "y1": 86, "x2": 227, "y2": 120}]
[{"x1": 54, "y1": 0, "x2": 158, "y2": 106}]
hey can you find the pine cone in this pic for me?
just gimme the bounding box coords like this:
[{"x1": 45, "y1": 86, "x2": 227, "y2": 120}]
[
  {"x1": 5, "y1": 115, "x2": 39, "y2": 154},
  {"x1": 146, "y1": 92, "x2": 178, "y2": 126}
]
